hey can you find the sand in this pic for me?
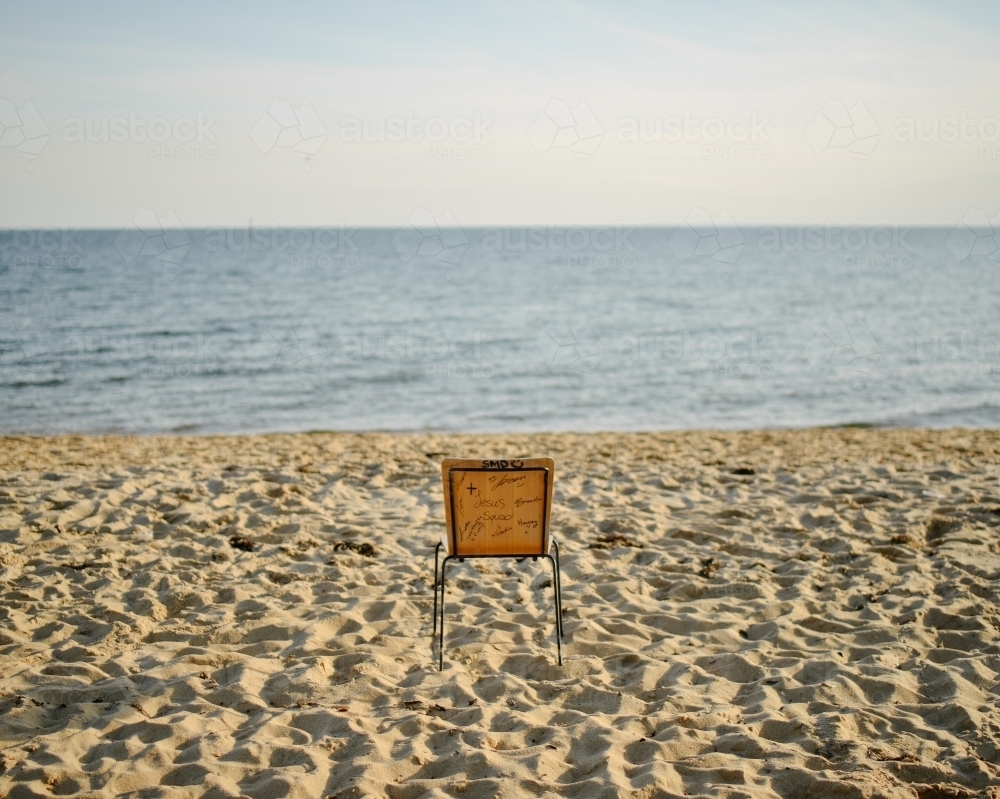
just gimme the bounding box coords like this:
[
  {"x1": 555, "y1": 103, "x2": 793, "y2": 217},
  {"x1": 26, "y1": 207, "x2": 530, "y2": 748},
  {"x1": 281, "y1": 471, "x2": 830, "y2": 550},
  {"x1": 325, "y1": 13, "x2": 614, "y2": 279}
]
[{"x1": 1, "y1": 429, "x2": 999, "y2": 799}]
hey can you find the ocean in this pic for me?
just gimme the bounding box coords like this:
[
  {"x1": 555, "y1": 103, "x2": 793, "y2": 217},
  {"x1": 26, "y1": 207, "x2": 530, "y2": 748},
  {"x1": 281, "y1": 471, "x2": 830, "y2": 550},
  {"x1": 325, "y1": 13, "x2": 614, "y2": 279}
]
[{"x1": 2, "y1": 225, "x2": 999, "y2": 434}]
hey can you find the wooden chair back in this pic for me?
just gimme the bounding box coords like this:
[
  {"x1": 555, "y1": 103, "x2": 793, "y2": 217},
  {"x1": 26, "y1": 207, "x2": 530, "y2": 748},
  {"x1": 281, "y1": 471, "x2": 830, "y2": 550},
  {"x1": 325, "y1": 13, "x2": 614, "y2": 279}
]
[{"x1": 441, "y1": 457, "x2": 555, "y2": 557}]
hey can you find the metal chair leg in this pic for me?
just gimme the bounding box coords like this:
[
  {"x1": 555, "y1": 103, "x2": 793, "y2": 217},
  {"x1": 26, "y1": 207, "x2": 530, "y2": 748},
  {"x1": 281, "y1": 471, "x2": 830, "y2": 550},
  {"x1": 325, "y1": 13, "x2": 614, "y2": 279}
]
[
  {"x1": 432, "y1": 542, "x2": 442, "y2": 637},
  {"x1": 438, "y1": 556, "x2": 451, "y2": 671},
  {"x1": 435, "y1": 549, "x2": 564, "y2": 670},
  {"x1": 546, "y1": 554, "x2": 562, "y2": 666},
  {"x1": 552, "y1": 539, "x2": 563, "y2": 640}
]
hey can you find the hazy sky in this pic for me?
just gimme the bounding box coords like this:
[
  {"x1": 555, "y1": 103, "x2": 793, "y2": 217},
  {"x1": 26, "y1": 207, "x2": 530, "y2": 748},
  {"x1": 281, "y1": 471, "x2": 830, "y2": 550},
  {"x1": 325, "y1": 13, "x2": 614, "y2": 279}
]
[{"x1": 2, "y1": 0, "x2": 1000, "y2": 228}]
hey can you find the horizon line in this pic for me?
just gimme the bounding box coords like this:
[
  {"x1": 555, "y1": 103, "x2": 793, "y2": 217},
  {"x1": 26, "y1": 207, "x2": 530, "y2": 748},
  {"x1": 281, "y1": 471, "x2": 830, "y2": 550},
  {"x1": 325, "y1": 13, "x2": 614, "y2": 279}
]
[{"x1": 0, "y1": 223, "x2": 971, "y2": 231}]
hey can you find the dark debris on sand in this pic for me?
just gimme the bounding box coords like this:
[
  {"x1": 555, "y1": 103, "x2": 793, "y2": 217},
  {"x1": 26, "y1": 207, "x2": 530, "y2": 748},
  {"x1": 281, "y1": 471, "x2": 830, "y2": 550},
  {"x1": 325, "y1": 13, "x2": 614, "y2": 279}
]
[
  {"x1": 589, "y1": 534, "x2": 643, "y2": 550},
  {"x1": 698, "y1": 557, "x2": 721, "y2": 578},
  {"x1": 59, "y1": 561, "x2": 98, "y2": 571},
  {"x1": 330, "y1": 541, "x2": 376, "y2": 557},
  {"x1": 228, "y1": 535, "x2": 258, "y2": 552}
]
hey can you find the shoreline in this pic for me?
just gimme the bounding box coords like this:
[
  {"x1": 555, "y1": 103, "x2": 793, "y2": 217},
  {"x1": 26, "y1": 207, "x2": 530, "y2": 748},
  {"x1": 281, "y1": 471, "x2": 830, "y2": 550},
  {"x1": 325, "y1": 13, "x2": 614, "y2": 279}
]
[{"x1": 1, "y1": 421, "x2": 995, "y2": 442}]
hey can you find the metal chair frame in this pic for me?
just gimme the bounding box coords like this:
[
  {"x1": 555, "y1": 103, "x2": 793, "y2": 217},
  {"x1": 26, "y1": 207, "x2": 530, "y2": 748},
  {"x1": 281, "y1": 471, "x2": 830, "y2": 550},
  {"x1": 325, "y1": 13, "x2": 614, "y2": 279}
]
[{"x1": 432, "y1": 539, "x2": 562, "y2": 669}]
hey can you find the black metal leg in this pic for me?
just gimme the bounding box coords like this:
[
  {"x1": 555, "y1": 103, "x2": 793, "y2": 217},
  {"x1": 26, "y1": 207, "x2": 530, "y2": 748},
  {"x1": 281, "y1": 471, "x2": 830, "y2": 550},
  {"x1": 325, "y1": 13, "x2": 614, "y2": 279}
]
[
  {"x1": 552, "y1": 539, "x2": 563, "y2": 640},
  {"x1": 432, "y1": 542, "x2": 442, "y2": 637},
  {"x1": 434, "y1": 549, "x2": 564, "y2": 670},
  {"x1": 545, "y1": 554, "x2": 562, "y2": 666},
  {"x1": 439, "y1": 556, "x2": 451, "y2": 671}
]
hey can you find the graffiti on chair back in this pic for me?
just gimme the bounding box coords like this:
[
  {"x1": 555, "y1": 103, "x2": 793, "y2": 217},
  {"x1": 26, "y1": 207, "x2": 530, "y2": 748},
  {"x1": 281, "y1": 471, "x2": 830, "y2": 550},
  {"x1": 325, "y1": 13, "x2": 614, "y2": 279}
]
[{"x1": 448, "y1": 468, "x2": 547, "y2": 556}]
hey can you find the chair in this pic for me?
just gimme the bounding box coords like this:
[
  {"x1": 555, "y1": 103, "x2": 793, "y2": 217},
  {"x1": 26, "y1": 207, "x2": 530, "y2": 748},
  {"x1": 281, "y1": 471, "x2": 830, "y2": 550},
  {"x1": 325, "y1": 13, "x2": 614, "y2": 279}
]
[{"x1": 432, "y1": 457, "x2": 563, "y2": 669}]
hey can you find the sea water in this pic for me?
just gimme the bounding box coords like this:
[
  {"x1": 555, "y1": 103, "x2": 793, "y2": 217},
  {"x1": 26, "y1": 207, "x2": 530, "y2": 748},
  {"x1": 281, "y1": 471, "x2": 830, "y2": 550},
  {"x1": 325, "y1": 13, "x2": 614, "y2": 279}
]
[{"x1": 2, "y1": 226, "x2": 999, "y2": 433}]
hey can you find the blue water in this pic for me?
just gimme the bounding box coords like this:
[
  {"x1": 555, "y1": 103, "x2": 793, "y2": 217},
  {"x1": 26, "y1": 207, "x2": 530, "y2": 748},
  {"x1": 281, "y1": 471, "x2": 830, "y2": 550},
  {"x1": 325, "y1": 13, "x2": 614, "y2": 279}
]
[{"x1": 2, "y1": 226, "x2": 999, "y2": 433}]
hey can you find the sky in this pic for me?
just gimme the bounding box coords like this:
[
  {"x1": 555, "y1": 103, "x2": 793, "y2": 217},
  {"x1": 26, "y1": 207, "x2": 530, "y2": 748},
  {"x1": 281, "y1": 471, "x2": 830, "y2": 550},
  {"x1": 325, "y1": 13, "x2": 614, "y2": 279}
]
[{"x1": 2, "y1": 0, "x2": 1000, "y2": 228}]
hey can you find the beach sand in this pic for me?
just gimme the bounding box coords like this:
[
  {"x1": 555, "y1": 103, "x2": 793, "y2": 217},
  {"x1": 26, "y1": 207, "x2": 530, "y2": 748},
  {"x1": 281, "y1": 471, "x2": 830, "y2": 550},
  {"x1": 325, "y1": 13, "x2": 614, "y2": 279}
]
[{"x1": 1, "y1": 429, "x2": 999, "y2": 799}]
